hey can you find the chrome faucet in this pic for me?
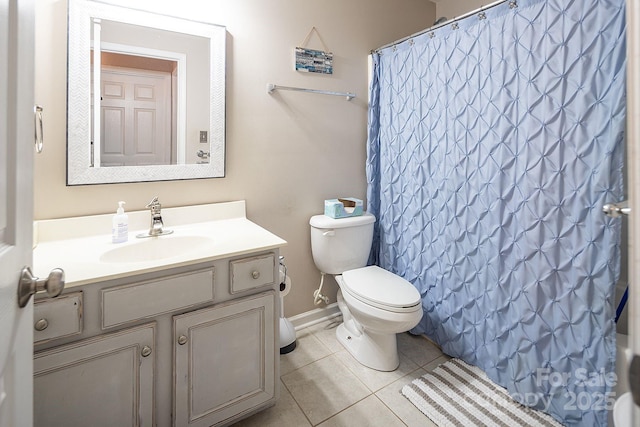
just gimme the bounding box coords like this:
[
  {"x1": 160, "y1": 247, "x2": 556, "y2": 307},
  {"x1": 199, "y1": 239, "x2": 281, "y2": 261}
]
[{"x1": 137, "y1": 196, "x2": 173, "y2": 238}]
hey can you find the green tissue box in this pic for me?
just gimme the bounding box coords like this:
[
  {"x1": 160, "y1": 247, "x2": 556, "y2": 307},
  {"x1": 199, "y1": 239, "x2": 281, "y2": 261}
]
[{"x1": 324, "y1": 198, "x2": 363, "y2": 219}]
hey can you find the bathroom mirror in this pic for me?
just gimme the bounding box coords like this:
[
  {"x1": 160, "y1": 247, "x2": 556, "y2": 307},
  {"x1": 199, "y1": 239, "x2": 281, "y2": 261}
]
[{"x1": 67, "y1": 0, "x2": 226, "y2": 185}]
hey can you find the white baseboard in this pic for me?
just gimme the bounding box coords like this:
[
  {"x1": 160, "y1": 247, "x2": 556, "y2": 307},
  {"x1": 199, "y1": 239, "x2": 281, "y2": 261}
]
[{"x1": 288, "y1": 303, "x2": 341, "y2": 330}]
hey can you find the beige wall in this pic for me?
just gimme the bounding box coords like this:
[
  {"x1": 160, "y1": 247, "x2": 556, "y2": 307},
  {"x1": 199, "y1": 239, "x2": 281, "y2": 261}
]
[
  {"x1": 34, "y1": 0, "x2": 436, "y2": 317},
  {"x1": 435, "y1": 0, "x2": 486, "y2": 20}
]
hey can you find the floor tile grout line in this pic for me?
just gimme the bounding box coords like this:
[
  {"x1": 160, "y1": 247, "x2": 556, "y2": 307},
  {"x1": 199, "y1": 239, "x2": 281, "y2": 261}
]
[
  {"x1": 279, "y1": 327, "x2": 335, "y2": 377},
  {"x1": 333, "y1": 349, "x2": 420, "y2": 394},
  {"x1": 308, "y1": 322, "x2": 343, "y2": 355},
  {"x1": 277, "y1": 326, "x2": 447, "y2": 427},
  {"x1": 281, "y1": 352, "x2": 374, "y2": 426},
  {"x1": 289, "y1": 323, "x2": 377, "y2": 425},
  {"x1": 328, "y1": 347, "x2": 373, "y2": 394},
  {"x1": 370, "y1": 392, "x2": 411, "y2": 427},
  {"x1": 279, "y1": 377, "x2": 315, "y2": 427},
  {"x1": 310, "y1": 393, "x2": 373, "y2": 427},
  {"x1": 280, "y1": 351, "x2": 338, "y2": 380},
  {"x1": 279, "y1": 324, "x2": 321, "y2": 427},
  {"x1": 373, "y1": 367, "x2": 427, "y2": 427}
]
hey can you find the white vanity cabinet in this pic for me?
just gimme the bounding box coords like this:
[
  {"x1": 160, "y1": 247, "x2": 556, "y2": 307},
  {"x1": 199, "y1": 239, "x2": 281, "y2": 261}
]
[
  {"x1": 33, "y1": 250, "x2": 281, "y2": 427},
  {"x1": 173, "y1": 291, "x2": 276, "y2": 426},
  {"x1": 34, "y1": 323, "x2": 156, "y2": 427},
  {"x1": 33, "y1": 292, "x2": 83, "y2": 343}
]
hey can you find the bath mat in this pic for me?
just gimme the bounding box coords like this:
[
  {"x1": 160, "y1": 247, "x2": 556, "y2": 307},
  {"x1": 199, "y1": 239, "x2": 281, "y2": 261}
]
[{"x1": 401, "y1": 359, "x2": 564, "y2": 427}]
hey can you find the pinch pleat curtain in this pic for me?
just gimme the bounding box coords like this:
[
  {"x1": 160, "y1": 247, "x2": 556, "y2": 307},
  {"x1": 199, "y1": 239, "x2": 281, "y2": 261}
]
[{"x1": 366, "y1": 0, "x2": 626, "y2": 425}]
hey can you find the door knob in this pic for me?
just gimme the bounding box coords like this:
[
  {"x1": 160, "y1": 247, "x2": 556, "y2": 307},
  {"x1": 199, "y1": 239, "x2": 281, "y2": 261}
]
[
  {"x1": 603, "y1": 201, "x2": 630, "y2": 218},
  {"x1": 629, "y1": 355, "x2": 640, "y2": 406},
  {"x1": 17, "y1": 266, "x2": 65, "y2": 308}
]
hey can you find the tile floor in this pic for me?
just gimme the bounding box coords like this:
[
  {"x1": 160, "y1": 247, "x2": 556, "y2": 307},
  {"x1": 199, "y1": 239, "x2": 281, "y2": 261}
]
[{"x1": 233, "y1": 317, "x2": 450, "y2": 427}]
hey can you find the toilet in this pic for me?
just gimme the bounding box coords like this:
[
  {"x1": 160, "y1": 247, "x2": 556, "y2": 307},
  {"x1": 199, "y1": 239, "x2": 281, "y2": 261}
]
[{"x1": 309, "y1": 212, "x2": 423, "y2": 371}]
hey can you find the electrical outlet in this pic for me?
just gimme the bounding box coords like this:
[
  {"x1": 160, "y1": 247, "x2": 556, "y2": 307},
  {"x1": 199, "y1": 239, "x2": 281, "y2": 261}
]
[{"x1": 199, "y1": 131, "x2": 208, "y2": 143}]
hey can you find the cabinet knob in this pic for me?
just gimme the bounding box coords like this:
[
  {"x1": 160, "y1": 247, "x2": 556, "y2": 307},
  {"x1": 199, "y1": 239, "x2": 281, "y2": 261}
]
[
  {"x1": 141, "y1": 346, "x2": 152, "y2": 357},
  {"x1": 34, "y1": 318, "x2": 49, "y2": 331},
  {"x1": 177, "y1": 335, "x2": 188, "y2": 345},
  {"x1": 251, "y1": 270, "x2": 260, "y2": 280}
]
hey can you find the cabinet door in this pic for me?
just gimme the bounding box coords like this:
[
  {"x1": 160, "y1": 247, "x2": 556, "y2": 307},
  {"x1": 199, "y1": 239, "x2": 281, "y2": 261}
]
[
  {"x1": 34, "y1": 323, "x2": 155, "y2": 427},
  {"x1": 174, "y1": 291, "x2": 276, "y2": 427}
]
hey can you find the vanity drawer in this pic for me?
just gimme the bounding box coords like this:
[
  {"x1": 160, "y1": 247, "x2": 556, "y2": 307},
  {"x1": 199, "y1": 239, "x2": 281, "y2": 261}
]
[
  {"x1": 102, "y1": 268, "x2": 214, "y2": 328},
  {"x1": 230, "y1": 253, "x2": 276, "y2": 293},
  {"x1": 34, "y1": 292, "x2": 83, "y2": 344}
]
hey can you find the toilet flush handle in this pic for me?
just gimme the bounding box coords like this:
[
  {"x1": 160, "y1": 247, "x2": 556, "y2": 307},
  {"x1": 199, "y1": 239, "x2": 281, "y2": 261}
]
[{"x1": 323, "y1": 230, "x2": 335, "y2": 237}]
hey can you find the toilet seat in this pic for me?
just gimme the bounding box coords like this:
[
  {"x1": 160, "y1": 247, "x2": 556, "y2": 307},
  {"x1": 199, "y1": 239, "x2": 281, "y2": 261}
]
[{"x1": 340, "y1": 266, "x2": 421, "y2": 313}]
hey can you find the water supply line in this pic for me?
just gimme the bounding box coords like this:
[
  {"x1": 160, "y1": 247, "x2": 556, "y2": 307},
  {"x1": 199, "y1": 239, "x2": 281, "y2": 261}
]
[{"x1": 313, "y1": 272, "x2": 330, "y2": 305}]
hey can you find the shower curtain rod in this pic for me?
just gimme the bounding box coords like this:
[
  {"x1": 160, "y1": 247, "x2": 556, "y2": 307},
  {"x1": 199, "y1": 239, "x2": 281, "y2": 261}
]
[{"x1": 374, "y1": 0, "x2": 511, "y2": 52}]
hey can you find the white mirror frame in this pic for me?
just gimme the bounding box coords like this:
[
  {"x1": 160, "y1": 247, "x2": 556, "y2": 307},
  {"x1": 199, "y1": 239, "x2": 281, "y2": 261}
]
[{"x1": 67, "y1": 0, "x2": 226, "y2": 185}]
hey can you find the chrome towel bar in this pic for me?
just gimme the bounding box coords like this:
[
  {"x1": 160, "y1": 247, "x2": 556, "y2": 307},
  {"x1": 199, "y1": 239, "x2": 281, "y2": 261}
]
[{"x1": 267, "y1": 83, "x2": 355, "y2": 101}]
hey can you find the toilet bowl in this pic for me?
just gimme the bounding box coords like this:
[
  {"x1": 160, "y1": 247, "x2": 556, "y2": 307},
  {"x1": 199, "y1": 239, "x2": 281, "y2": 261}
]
[
  {"x1": 309, "y1": 213, "x2": 423, "y2": 371},
  {"x1": 613, "y1": 392, "x2": 633, "y2": 427},
  {"x1": 335, "y1": 266, "x2": 422, "y2": 371}
]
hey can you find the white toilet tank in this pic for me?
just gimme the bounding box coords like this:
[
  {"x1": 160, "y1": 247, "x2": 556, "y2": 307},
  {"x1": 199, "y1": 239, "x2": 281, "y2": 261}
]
[{"x1": 309, "y1": 213, "x2": 376, "y2": 274}]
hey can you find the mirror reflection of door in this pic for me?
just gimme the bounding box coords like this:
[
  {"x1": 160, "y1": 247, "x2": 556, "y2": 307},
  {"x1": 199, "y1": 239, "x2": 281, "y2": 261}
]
[{"x1": 92, "y1": 52, "x2": 177, "y2": 166}]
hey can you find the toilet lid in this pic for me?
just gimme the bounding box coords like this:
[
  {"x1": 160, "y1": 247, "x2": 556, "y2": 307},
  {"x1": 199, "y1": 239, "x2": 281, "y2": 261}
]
[{"x1": 341, "y1": 266, "x2": 421, "y2": 310}]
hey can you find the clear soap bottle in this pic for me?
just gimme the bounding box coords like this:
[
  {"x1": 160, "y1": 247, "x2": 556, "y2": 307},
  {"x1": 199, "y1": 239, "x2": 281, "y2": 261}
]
[{"x1": 112, "y1": 201, "x2": 128, "y2": 243}]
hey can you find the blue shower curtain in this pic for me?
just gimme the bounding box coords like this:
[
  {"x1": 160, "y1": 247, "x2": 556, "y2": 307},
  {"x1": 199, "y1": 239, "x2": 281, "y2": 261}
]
[{"x1": 367, "y1": 0, "x2": 626, "y2": 425}]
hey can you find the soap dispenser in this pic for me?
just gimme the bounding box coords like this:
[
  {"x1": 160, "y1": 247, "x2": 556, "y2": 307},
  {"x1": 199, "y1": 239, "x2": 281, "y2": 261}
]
[{"x1": 112, "y1": 201, "x2": 129, "y2": 243}]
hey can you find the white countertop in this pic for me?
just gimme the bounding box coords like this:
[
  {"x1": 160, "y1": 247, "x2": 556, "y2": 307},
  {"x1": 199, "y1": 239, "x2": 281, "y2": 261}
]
[{"x1": 33, "y1": 201, "x2": 287, "y2": 288}]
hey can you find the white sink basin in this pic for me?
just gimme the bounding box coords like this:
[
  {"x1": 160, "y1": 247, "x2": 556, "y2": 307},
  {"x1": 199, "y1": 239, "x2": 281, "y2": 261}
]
[{"x1": 100, "y1": 235, "x2": 214, "y2": 263}]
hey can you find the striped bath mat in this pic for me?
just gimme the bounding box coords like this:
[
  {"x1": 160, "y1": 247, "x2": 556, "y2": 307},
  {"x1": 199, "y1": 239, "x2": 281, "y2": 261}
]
[{"x1": 402, "y1": 359, "x2": 564, "y2": 427}]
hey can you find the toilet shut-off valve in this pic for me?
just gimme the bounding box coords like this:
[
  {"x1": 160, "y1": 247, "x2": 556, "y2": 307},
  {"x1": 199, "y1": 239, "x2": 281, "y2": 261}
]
[{"x1": 313, "y1": 272, "x2": 330, "y2": 305}]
